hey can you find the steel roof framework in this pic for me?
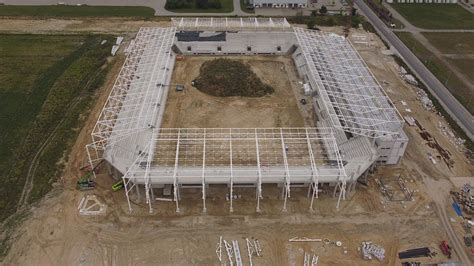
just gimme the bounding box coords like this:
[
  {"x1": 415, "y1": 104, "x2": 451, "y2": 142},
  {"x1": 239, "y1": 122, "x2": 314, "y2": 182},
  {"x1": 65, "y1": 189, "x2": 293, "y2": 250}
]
[
  {"x1": 121, "y1": 128, "x2": 347, "y2": 213},
  {"x1": 86, "y1": 27, "x2": 176, "y2": 169},
  {"x1": 294, "y1": 27, "x2": 403, "y2": 138},
  {"x1": 172, "y1": 17, "x2": 292, "y2": 31},
  {"x1": 83, "y1": 22, "x2": 408, "y2": 214}
]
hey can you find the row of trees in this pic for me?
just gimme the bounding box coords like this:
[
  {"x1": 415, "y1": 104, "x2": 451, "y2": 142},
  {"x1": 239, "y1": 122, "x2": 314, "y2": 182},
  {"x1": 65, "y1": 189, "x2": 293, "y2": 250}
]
[{"x1": 165, "y1": 0, "x2": 222, "y2": 9}]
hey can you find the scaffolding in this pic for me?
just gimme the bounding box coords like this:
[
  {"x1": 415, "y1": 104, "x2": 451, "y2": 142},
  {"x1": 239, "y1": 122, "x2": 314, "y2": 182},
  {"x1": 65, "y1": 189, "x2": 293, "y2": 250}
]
[
  {"x1": 294, "y1": 27, "x2": 403, "y2": 138},
  {"x1": 171, "y1": 17, "x2": 292, "y2": 31},
  {"x1": 121, "y1": 128, "x2": 347, "y2": 213}
]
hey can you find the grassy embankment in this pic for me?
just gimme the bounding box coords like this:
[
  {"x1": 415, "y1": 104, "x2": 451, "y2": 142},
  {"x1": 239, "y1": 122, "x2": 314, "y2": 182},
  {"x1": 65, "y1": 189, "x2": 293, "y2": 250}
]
[{"x1": 396, "y1": 32, "x2": 473, "y2": 116}]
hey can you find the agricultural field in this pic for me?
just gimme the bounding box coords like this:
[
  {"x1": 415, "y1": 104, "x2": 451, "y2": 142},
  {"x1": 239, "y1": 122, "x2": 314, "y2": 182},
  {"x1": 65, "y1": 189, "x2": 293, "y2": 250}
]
[
  {"x1": 422, "y1": 32, "x2": 474, "y2": 55},
  {"x1": 0, "y1": 5, "x2": 155, "y2": 18},
  {"x1": 396, "y1": 32, "x2": 474, "y2": 115},
  {"x1": 0, "y1": 34, "x2": 114, "y2": 222},
  {"x1": 390, "y1": 3, "x2": 474, "y2": 29},
  {"x1": 422, "y1": 32, "x2": 474, "y2": 87}
]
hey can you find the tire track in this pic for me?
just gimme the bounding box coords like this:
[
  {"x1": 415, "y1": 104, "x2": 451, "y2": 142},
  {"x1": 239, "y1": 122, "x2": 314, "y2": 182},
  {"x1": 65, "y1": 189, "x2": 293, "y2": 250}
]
[{"x1": 17, "y1": 98, "x2": 81, "y2": 210}]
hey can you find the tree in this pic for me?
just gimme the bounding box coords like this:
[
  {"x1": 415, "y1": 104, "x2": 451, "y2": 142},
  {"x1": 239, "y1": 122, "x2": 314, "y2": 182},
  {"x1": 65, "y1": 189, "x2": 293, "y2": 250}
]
[
  {"x1": 351, "y1": 7, "x2": 357, "y2": 16},
  {"x1": 306, "y1": 18, "x2": 316, "y2": 29},
  {"x1": 319, "y1": 5, "x2": 328, "y2": 15}
]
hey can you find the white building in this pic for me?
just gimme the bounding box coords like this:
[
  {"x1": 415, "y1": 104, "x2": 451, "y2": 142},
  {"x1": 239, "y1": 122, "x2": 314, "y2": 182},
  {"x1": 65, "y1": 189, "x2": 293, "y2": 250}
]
[{"x1": 251, "y1": 0, "x2": 308, "y2": 8}]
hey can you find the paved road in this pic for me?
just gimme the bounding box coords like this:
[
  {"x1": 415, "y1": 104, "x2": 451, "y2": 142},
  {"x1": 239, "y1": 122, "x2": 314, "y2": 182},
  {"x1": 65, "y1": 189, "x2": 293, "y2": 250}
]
[
  {"x1": 354, "y1": 0, "x2": 474, "y2": 141},
  {"x1": 2, "y1": 0, "x2": 252, "y2": 16}
]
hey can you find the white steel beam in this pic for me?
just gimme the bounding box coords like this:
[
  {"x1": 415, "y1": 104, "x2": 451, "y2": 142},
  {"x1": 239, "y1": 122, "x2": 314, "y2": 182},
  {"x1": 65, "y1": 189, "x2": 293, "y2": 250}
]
[
  {"x1": 202, "y1": 129, "x2": 207, "y2": 213},
  {"x1": 305, "y1": 128, "x2": 320, "y2": 212},
  {"x1": 229, "y1": 128, "x2": 234, "y2": 213},
  {"x1": 255, "y1": 129, "x2": 263, "y2": 213},
  {"x1": 280, "y1": 129, "x2": 291, "y2": 212},
  {"x1": 173, "y1": 130, "x2": 181, "y2": 213}
]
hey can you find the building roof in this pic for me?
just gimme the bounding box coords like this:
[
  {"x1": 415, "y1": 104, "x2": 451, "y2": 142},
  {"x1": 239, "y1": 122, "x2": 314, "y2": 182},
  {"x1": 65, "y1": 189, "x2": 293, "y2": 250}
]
[{"x1": 294, "y1": 27, "x2": 403, "y2": 138}]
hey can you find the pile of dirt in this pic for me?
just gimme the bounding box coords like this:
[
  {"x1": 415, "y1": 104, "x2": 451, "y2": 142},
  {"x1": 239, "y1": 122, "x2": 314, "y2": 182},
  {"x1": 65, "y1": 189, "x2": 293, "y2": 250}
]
[{"x1": 194, "y1": 58, "x2": 274, "y2": 97}]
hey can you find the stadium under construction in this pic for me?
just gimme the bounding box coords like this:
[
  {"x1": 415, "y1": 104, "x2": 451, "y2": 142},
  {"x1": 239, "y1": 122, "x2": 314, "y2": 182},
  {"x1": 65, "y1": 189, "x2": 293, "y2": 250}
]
[{"x1": 86, "y1": 18, "x2": 407, "y2": 214}]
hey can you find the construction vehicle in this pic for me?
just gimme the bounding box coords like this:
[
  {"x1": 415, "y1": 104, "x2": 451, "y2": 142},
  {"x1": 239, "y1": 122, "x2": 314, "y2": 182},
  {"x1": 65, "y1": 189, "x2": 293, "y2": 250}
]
[
  {"x1": 439, "y1": 240, "x2": 452, "y2": 258},
  {"x1": 76, "y1": 172, "x2": 96, "y2": 190},
  {"x1": 76, "y1": 160, "x2": 104, "y2": 191},
  {"x1": 112, "y1": 180, "x2": 124, "y2": 192}
]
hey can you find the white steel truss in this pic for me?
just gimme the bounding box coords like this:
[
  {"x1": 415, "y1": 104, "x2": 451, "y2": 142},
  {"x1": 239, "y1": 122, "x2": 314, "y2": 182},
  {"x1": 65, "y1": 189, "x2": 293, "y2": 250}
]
[
  {"x1": 294, "y1": 27, "x2": 403, "y2": 138},
  {"x1": 121, "y1": 128, "x2": 347, "y2": 213},
  {"x1": 82, "y1": 25, "x2": 406, "y2": 214},
  {"x1": 171, "y1": 17, "x2": 291, "y2": 31},
  {"x1": 87, "y1": 27, "x2": 176, "y2": 174}
]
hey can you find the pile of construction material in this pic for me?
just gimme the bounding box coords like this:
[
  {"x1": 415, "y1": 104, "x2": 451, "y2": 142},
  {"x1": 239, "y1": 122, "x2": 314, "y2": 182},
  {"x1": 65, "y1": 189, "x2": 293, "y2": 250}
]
[
  {"x1": 438, "y1": 122, "x2": 466, "y2": 150},
  {"x1": 360, "y1": 241, "x2": 385, "y2": 261},
  {"x1": 399, "y1": 66, "x2": 418, "y2": 86},
  {"x1": 303, "y1": 252, "x2": 319, "y2": 266},
  {"x1": 416, "y1": 89, "x2": 434, "y2": 111},
  {"x1": 111, "y1": 36, "x2": 124, "y2": 56},
  {"x1": 216, "y1": 236, "x2": 261, "y2": 266},
  {"x1": 398, "y1": 247, "x2": 431, "y2": 259},
  {"x1": 452, "y1": 184, "x2": 474, "y2": 214}
]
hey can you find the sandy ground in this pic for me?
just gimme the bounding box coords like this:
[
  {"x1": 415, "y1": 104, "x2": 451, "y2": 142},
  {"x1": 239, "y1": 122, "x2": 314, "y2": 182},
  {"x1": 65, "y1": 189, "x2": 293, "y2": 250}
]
[
  {"x1": 1, "y1": 23, "x2": 474, "y2": 266},
  {"x1": 161, "y1": 56, "x2": 307, "y2": 129}
]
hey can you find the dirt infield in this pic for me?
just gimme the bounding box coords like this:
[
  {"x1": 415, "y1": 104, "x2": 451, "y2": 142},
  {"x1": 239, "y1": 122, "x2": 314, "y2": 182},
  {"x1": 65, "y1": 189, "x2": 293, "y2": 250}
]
[{"x1": 161, "y1": 56, "x2": 305, "y2": 128}]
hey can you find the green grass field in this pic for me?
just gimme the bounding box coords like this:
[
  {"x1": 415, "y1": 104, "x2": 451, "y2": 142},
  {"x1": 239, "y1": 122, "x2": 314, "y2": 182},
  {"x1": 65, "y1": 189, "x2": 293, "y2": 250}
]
[
  {"x1": 422, "y1": 32, "x2": 474, "y2": 85},
  {"x1": 0, "y1": 5, "x2": 155, "y2": 17},
  {"x1": 165, "y1": 0, "x2": 234, "y2": 13},
  {"x1": 0, "y1": 34, "x2": 113, "y2": 222},
  {"x1": 390, "y1": 4, "x2": 474, "y2": 29},
  {"x1": 396, "y1": 32, "x2": 474, "y2": 115},
  {"x1": 422, "y1": 32, "x2": 474, "y2": 54}
]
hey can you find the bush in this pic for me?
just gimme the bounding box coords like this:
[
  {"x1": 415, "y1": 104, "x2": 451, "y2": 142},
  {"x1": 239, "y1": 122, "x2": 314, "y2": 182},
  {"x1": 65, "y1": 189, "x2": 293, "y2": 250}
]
[
  {"x1": 165, "y1": 0, "x2": 191, "y2": 9},
  {"x1": 307, "y1": 18, "x2": 316, "y2": 29},
  {"x1": 320, "y1": 5, "x2": 328, "y2": 15}
]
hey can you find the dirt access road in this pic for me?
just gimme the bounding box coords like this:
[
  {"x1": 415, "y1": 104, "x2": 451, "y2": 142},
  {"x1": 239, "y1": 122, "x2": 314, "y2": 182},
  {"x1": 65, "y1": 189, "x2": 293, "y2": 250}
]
[{"x1": 1, "y1": 20, "x2": 473, "y2": 265}]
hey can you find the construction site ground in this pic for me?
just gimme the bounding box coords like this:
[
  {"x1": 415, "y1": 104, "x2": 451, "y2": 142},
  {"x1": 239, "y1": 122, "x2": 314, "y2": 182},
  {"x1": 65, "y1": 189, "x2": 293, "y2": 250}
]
[
  {"x1": 1, "y1": 19, "x2": 473, "y2": 265},
  {"x1": 162, "y1": 56, "x2": 307, "y2": 129}
]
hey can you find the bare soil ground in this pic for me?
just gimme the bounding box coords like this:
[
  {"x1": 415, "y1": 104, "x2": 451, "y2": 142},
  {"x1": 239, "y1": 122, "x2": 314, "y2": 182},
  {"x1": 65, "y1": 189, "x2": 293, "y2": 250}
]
[
  {"x1": 1, "y1": 23, "x2": 473, "y2": 266},
  {"x1": 0, "y1": 18, "x2": 171, "y2": 35},
  {"x1": 162, "y1": 56, "x2": 305, "y2": 128}
]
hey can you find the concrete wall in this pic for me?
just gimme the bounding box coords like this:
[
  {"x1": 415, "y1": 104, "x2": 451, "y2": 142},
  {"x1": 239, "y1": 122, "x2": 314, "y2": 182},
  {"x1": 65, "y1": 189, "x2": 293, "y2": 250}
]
[
  {"x1": 375, "y1": 129, "x2": 408, "y2": 165},
  {"x1": 175, "y1": 31, "x2": 297, "y2": 55}
]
